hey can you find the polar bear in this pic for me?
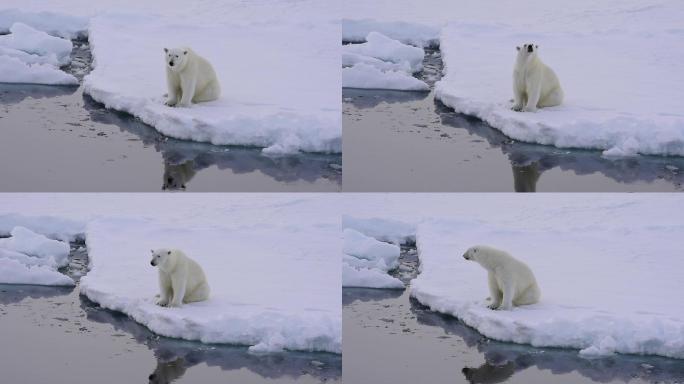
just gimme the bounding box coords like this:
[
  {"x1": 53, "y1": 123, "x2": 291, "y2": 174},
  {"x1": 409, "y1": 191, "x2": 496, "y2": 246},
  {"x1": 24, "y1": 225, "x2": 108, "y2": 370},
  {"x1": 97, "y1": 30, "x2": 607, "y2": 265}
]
[
  {"x1": 463, "y1": 245, "x2": 540, "y2": 310},
  {"x1": 150, "y1": 248, "x2": 210, "y2": 307},
  {"x1": 512, "y1": 43, "x2": 563, "y2": 112},
  {"x1": 164, "y1": 47, "x2": 221, "y2": 107}
]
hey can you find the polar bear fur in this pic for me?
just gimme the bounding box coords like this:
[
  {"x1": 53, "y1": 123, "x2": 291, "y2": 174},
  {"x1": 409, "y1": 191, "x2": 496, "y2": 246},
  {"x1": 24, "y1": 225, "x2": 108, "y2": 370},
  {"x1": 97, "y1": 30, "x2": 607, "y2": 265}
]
[
  {"x1": 512, "y1": 43, "x2": 563, "y2": 112},
  {"x1": 164, "y1": 47, "x2": 220, "y2": 107},
  {"x1": 463, "y1": 245, "x2": 540, "y2": 310},
  {"x1": 150, "y1": 248, "x2": 210, "y2": 307}
]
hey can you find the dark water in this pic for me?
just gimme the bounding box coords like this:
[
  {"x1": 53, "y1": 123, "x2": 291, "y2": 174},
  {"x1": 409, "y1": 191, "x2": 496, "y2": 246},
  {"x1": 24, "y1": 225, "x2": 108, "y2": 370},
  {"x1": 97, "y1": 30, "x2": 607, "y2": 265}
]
[
  {"x1": 0, "y1": 40, "x2": 341, "y2": 192},
  {"x1": 0, "y1": 244, "x2": 341, "y2": 384},
  {"x1": 342, "y1": 48, "x2": 684, "y2": 192},
  {"x1": 343, "y1": 245, "x2": 684, "y2": 384}
]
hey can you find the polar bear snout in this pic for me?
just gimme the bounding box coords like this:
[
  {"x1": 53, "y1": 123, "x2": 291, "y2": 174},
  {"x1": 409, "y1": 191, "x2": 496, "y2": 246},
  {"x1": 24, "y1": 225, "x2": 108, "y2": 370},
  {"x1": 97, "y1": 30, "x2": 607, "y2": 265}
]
[
  {"x1": 168, "y1": 61, "x2": 174, "y2": 67},
  {"x1": 527, "y1": 45, "x2": 534, "y2": 53}
]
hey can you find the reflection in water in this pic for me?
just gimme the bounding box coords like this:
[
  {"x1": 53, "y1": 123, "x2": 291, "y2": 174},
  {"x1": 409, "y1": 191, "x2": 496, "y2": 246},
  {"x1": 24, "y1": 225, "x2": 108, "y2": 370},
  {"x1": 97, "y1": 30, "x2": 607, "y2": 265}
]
[
  {"x1": 0, "y1": 83, "x2": 78, "y2": 105},
  {"x1": 343, "y1": 88, "x2": 430, "y2": 109},
  {"x1": 342, "y1": 286, "x2": 403, "y2": 306},
  {"x1": 81, "y1": 94, "x2": 342, "y2": 190},
  {"x1": 437, "y1": 104, "x2": 684, "y2": 192},
  {"x1": 410, "y1": 296, "x2": 684, "y2": 384},
  {"x1": 0, "y1": 284, "x2": 73, "y2": 305},
  {"x1": 149, "y1": 357, "x2": 187, "y2": 384},
  {"x1": 81, "y1": 295, "x2": 342, "y2": 383}
]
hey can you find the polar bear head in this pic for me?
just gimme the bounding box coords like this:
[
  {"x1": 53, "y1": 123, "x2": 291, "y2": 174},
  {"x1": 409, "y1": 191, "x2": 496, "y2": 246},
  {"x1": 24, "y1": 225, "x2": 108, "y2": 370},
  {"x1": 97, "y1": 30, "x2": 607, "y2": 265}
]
[
  {"x1": 516, "y1": 43, "x2": 539, "y2": 58},
  {"x1": 150, "y1": 248, "x2": 178, "y2": 270},
  {"x1": 463, "y1": 245, "x2": 502, "y2": 268},
  {"x1": 163, "y1": 47, "x2": 190, "y2": 72}
]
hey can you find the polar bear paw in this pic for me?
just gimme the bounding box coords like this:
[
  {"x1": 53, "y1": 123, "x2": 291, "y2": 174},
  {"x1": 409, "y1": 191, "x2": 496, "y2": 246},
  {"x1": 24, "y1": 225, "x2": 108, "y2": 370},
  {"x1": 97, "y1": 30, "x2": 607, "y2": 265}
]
[{"x1": 156, "y1": 298, "x2": 169, "y2": 306}]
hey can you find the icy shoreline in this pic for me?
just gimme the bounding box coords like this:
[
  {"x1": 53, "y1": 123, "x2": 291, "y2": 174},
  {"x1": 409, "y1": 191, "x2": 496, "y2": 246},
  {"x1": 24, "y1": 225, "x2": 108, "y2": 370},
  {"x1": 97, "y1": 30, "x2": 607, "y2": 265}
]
[
  {"x1": 342, "y1": 195, "x2": 684, "y2": 359},
  {"x1": 0, "y1": 3, "x2": 341, "y2": 154},
  {"x1": 0, "y1": 195, "x2": 342, "y2": 354}
]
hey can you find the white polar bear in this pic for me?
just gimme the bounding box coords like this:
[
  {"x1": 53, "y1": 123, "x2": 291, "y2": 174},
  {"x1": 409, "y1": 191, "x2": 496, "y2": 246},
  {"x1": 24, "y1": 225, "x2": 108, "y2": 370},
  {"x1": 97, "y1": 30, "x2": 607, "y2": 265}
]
[
  {"x1": 463, "y1": 245, "x2": 540, "y2": 310},
  {"x1": 164, "y1": 47, "x2": 221, "y2": 108},
  {"x1": 512, "y1": 43, "x2": 563, "y2": 112},
  {"x1": 150, "y1": 248, "x2": 210, "y2": 307}
]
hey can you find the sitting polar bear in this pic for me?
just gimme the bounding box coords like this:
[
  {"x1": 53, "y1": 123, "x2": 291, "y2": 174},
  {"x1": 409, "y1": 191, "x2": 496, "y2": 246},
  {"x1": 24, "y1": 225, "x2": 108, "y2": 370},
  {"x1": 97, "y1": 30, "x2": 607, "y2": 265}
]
[
  {"x1": 512, "y1": 43, "x2": 563, "y2": 112},
  {"x1": 164, "y1": 47, "x2": 221, "y2": 107},
  {"x1": 150, "y1": 248, "x2": 210, "y2": 307},
  {"x1": 463, "y1": 245, "x2": 540, "y2": 310}
]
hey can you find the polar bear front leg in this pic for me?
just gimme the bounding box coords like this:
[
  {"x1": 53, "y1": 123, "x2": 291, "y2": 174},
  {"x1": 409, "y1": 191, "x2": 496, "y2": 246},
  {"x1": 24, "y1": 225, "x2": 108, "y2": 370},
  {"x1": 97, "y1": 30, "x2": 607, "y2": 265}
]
[
  {"x1": 165, "y1": 72, "x2": 179, "y2": 107},
  {"x1": 512, "y1": 84, "x2": 524, "y2": 112},
  {"x1": 169, "y1": 271, "x2": 187, "y2": 307},
  {"x1": 157, "y1": 272, "x2": 171, "y2": 306},
  {"x1": 487, "y1": 272, "x2": 502, "y2": 309},
  {"x1": 178, "y1": 75, "x2": 197, "y2": 108},
  {"x1": 497, "y1": 277, "x2": 515, "y2": 310},
  {"x1": 524, "y1": 76, "x2": 541, "y2": 112}
]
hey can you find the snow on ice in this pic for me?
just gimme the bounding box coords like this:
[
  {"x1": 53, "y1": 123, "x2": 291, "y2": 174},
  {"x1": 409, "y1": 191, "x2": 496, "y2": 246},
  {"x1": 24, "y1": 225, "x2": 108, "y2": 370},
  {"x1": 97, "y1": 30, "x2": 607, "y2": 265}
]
[
  {"x1": 342, "y1": 32, "x2": 428, "y2": 91},
  {"x1": 0, "y1": 1, "x2": 341, "y2": 154},
  {"x1": 0, "y1": 194, "x2": 341, "y2": 354},
  {"x1": 0, "y1": 22, "x2": 76, "y2": 84},
  {"x1": 342, "y1": 194, "x2": 684, "y2": 359},
  {"x1": 343, "y1": 0, "x2": 684, "y2": 157},
  {"x1": 342, "y1": 19, "x2": 439, "y2": 48},
  {"x1": 0, "y1": 226, "x2": 73, "y2": 286},
  {"x1": 342, "y1": 228, "x2": 403, "y2": 289}
]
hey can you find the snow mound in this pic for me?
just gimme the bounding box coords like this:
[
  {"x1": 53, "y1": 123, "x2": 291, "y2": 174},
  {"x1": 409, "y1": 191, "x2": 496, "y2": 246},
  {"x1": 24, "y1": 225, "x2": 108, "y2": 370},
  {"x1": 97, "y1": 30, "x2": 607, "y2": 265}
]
[
  {"x1": 343, "y1": 228, "x2": 400, "y2": 270},
  {"x1": 0, "y1": 55, "x2": 77, "y2": 85},
  {"x1": 342, "y1": 19, "x2": 440, "y2": 48},
  {"x1": 342, "y1": 262, "x2": 402, "y2": 289},
  {"x1": 0, "y1": 213, "x2": 85, "y2": 243},
  {"x1": 410, "y1": 218, "x2": 684, "y2": 359},
  {"x1": 343, "y1": 63, "x2": 428, "y2": 91},
  {"x1": 0, "y1": 22, "x2": 72, "y2": 65},
  {"x1": 0, "y1": 9, "x2": 87, "y2": 39},
  {"x1": 342, "y1": 228, "x2": 403, "y2": 289},
  {"x1": 79, "y1": 213, "x2": 340, "y2": 353},
  {"x1": 434, "y1": 23, "x2": 684, "y2": 157},
  {"x1": 342, "y1": 32, "x2": 428, "y2": 91},
  {"x1": 342, "y1": 215, "x2": 416, "y2": 245},
  {"x1": 83, "y1": 13, "x2": 340, "y2": 154},
  {"x1": 0, "y1": 22, "x2": 76, "y2": 85},
  {"x1": 343, "y1": 32, "x2": 424, "y2": 73},
  {"x1": 0, "y1": 226, "x2": 73, "y2": 286}
]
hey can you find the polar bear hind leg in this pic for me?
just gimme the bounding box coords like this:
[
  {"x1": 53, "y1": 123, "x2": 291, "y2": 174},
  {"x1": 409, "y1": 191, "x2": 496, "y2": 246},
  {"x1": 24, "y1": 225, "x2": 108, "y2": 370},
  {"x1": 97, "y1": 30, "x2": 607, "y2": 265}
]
[
  {"x1": 184, "y1": 281, "x2": 210, "y2": 303},
  {"x1": 192, "y1": 80, "x2": 220, "y2": 103},
  {"x1": 538, "y1": 88, "x2": 563, "y2": 108},
  {"x1": 514, "y1": 283, "x2": 541, "y2": 306}
]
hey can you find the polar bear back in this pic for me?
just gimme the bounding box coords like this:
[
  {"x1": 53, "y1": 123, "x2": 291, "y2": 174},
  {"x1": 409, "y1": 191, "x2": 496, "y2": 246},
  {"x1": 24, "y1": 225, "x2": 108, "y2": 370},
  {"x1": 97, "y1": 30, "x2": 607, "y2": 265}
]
[
  {"x1": 183, "y1": 49, "x2": 219, "y2": 99},
  {"x1": 180, "y1": 253, "x2": 209, "y2": 291}
]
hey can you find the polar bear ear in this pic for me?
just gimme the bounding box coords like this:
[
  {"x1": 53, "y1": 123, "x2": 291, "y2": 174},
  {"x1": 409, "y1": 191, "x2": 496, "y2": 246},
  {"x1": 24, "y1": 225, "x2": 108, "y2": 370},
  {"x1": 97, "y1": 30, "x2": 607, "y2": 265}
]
[
  {"x1": 183, "y1": 50, "x2": 188, "y2": 55},
  {"x1": 167, "y1": 250, "x2": 171, "y2": 255},
  {"x1": 150, "y1": 249, "x2": 154, "y2": 254},
  {"x1": 163, "y1": 48, "x2": 168, "y2": 53},
  {"x1": 516, "y1": 46, "x2": 520, "y2": 51}
]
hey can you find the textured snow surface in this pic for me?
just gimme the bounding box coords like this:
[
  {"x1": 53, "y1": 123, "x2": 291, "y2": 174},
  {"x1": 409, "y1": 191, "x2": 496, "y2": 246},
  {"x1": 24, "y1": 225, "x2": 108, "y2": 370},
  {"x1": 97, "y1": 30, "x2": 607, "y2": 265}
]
[
  {"x1": 0, "y1": 22, "x2": 76, "y2": 84},
  {"x1": 342, "y1": 32, "x2": 428, "y2": 91},
  {"x1": 0, "y1": 226, "x2": 73, "y2": 286},
  {"x1": 342, "y1": 194, "x2": 684, "y2": 359},
  {"x1": 342, "y1": 228, "x2": 402, "y2": 289},
  {"x1": 0, "y1": 194, "x2": 341, "y2": 353}
]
